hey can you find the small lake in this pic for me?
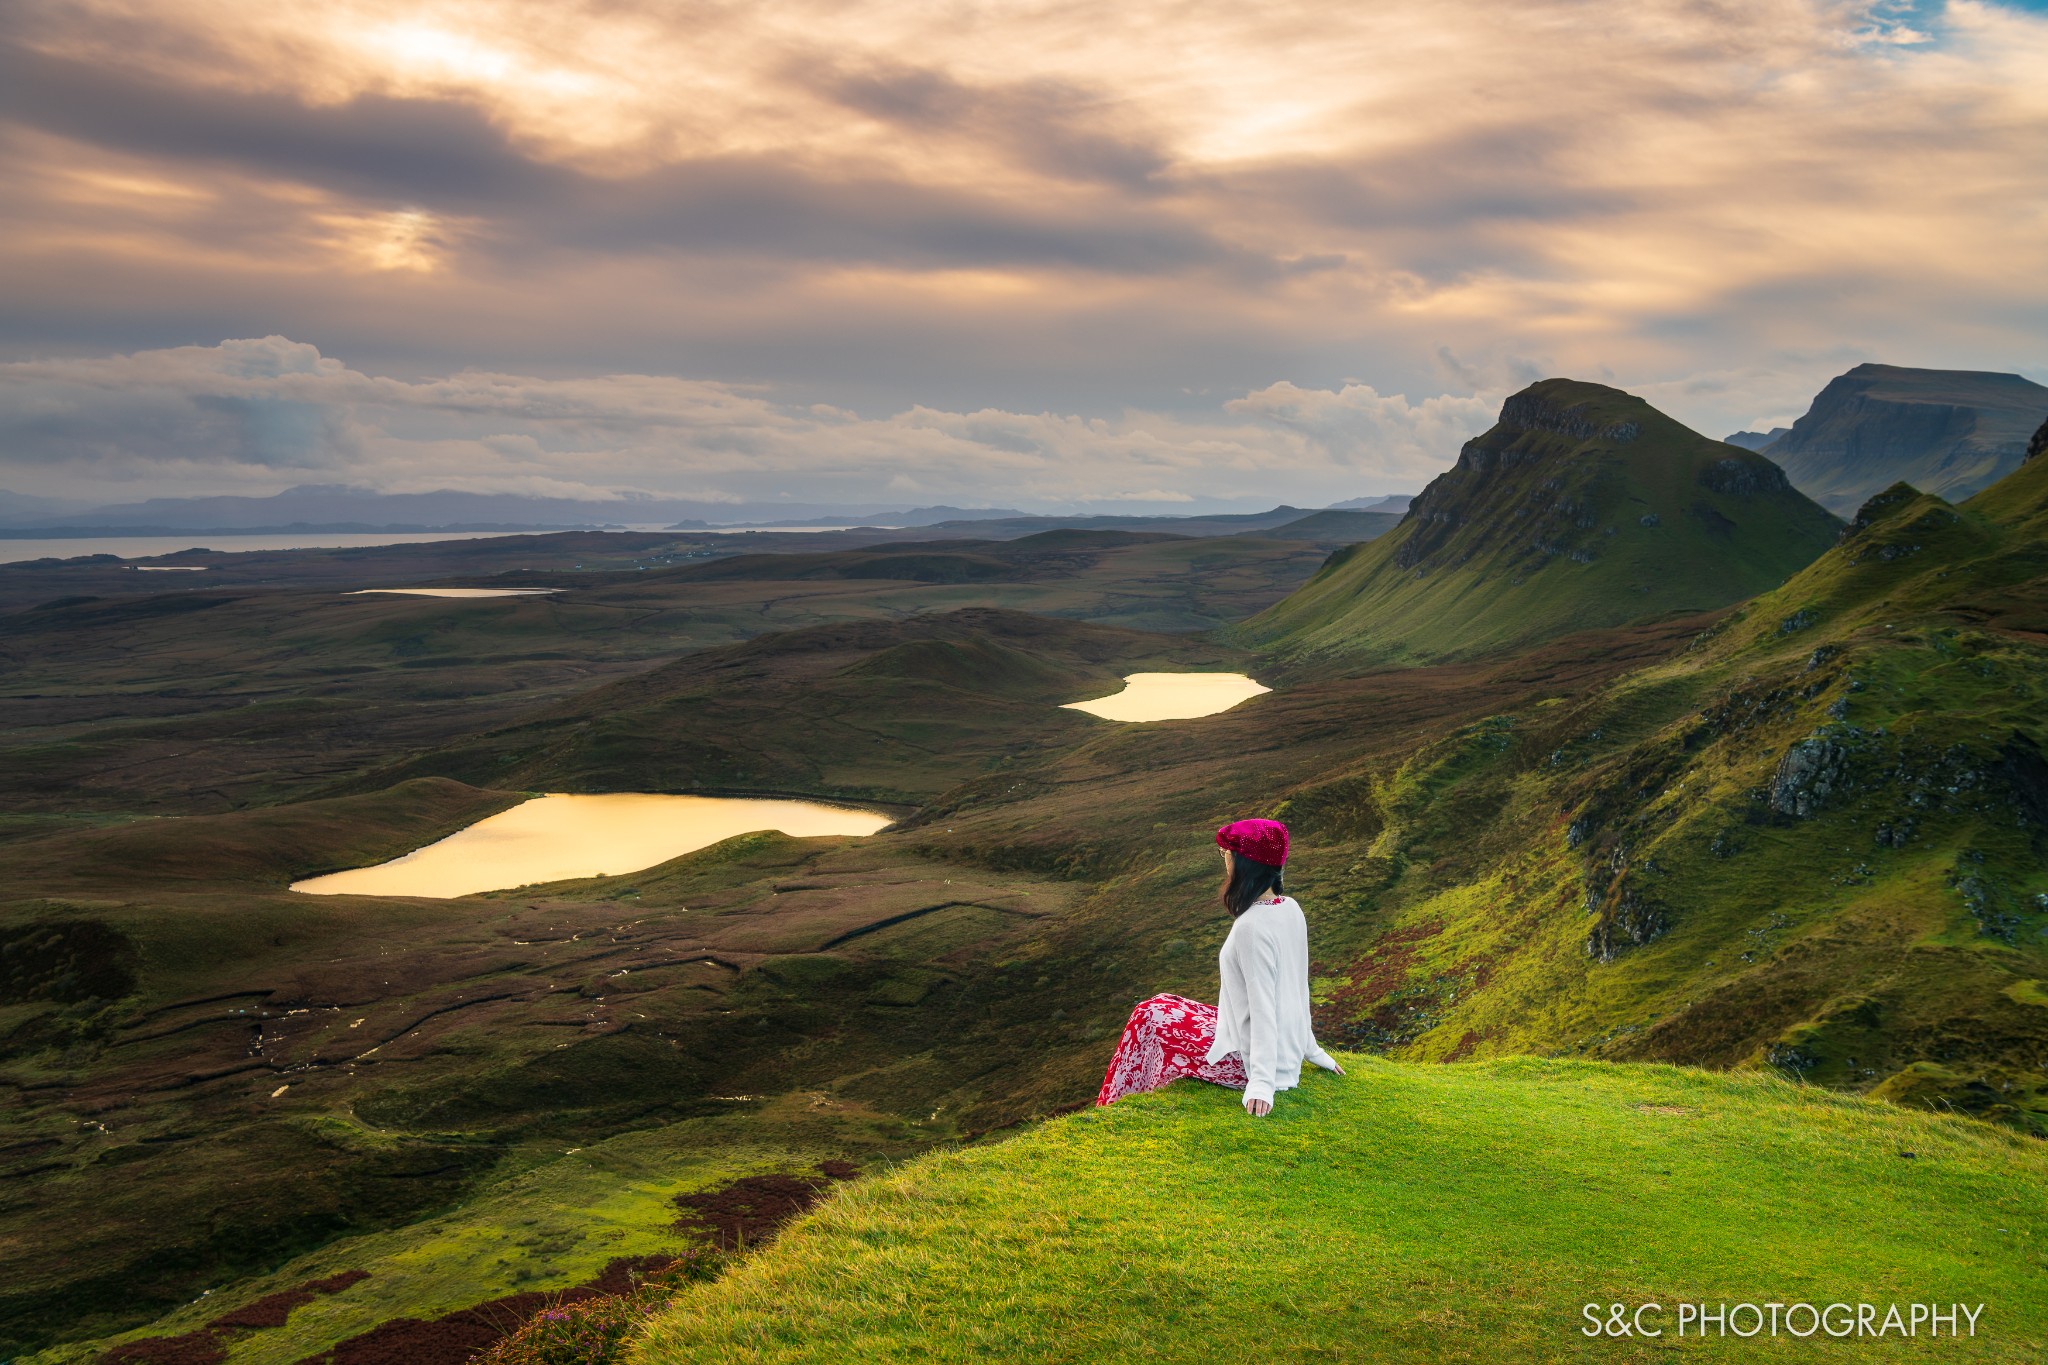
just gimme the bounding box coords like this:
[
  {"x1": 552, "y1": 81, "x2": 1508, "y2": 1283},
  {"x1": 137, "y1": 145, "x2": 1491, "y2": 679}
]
[
  {"x1": 1062, "y1": 672, "x2": 1270, "y2": 722},
  {"x1": 347, "y1": 588, "x2": 561, "y2": 599},
  {"x1": 291, "y1": 793, "x2": 894, "y2": 898}
]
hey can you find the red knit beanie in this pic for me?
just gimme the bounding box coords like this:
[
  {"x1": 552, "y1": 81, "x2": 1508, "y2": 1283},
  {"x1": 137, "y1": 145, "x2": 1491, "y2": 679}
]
[{"x1": 1215, "y1": 818, "x2": 1288, "y2": 867}]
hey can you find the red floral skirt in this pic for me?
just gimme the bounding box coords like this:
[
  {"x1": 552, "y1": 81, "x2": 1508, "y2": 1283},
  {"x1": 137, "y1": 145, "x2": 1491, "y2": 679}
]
[{"x1": 1095, "y1": 993, "x2": 1248, "y2": 1106}]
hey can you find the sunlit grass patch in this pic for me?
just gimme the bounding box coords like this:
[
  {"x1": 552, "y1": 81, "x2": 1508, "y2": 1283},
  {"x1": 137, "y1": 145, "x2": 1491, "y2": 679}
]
[{"x1": 635, "y1": 1057, "x2": 2047, "y2": 1363}]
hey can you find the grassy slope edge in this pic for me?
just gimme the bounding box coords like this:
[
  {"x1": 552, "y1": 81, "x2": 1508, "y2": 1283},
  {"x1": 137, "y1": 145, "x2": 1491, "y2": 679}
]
[{"x1": 633, "y1": 1057, "x2": 2046, "y2": 1363}]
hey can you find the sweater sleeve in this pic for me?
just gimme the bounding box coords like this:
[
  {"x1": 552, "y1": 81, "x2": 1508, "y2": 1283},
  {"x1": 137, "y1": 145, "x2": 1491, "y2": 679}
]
[
  {"x1": 1205, "y1": 924, "x2": 1242, "y2": 1064},
  {"x1": 1242, "y1": 927, "x2": 1283, "y2": 1107}
]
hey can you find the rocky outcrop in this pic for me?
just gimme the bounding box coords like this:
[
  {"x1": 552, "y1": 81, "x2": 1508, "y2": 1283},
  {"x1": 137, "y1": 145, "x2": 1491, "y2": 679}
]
[
  {"x1": 1771, "y1": 733, "x2": 1849, "y2": 817},
  {"x1": 1497, "y1": 391, "x2": 1640, "y2": 445},
  {"x1": 1699, "y1": 456, "x2": 1790, "y2": 497},
  {"x1": 1586, "y1": 887, "x2": 1667, "y2": 962}
]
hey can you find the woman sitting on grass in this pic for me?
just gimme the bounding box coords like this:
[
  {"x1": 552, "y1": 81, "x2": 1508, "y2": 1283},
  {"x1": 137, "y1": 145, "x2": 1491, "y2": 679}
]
[{"x1": 1097, "y1": 818, "x2": 1343, "y2": 1116}]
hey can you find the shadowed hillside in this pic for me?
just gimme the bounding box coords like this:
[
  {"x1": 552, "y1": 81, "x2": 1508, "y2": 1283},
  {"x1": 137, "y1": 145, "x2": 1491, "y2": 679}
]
[
  {"x1": 1761, "y1": 363, "x2": 2048, "y2": 514},
  {"x1": 1245, "y1": 379, "x2": 1841, "y2": 666}
]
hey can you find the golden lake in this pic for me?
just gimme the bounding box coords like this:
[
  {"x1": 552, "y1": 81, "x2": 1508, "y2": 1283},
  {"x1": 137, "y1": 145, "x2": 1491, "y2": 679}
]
[{"x1": 291, "y1": 793, "x2": 893, "y2": 898}]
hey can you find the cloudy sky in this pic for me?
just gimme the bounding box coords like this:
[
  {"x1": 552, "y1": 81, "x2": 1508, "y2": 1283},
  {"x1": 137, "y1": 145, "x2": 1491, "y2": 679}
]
[{"x1": 3, "y1": 0, "x2": 2045, "y2": 512}]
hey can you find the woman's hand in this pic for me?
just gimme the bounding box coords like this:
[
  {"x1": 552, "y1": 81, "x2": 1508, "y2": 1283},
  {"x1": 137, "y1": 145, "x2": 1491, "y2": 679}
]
[
  {"x1": 1331, "y1": 1060, "x2": 1346, "y2": 1076},
  {"x1": 1245, "y1": 1097, "x2": 1271, "y2": 1117}
]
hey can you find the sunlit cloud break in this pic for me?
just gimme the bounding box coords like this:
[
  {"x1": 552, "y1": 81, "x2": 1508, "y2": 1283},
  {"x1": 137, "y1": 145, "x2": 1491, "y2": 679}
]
[{"x1": 0, "y1": 0, "x2": 2044, "y2": 503}]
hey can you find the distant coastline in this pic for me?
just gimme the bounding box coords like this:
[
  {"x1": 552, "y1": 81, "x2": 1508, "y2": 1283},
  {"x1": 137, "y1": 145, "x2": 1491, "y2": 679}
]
[
  {"x1": 0, "y1": 530, "x2": 540, "y2": 566},
  {"x1": 0, "y1": 522, "x2": 633, "y2": 538}
]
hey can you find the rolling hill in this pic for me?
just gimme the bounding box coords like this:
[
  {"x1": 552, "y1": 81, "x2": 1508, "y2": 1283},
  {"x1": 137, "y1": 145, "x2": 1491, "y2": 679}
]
[
  {"x1": 1760, "y1": 363, "x2": 2048, "y2": 514},
  {"x1": 1244, "y1": 378, "x2": 1841, "y2": 666},
  {"x1": 634, "y1": 1058, "x2": 2047, "y2": 1362}
]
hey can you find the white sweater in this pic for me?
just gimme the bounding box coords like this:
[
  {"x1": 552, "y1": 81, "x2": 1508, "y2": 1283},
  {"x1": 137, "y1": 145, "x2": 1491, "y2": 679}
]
[{"x1": 1205, "y1": 896, "x2": 1338, "y2": 1107}]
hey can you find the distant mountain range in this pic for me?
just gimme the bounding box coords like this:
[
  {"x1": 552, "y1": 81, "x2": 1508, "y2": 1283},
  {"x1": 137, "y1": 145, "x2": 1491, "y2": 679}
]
[
  {"x1": 0, "y1": 485, "x2": 1378, "y2": 537},
  {"x1": 1326, "y1": 493, "x2": 1414, "y2": 513},
  {"x1": 0, "y1": 485, "x2": 965, "y2": 535},
  {"x1": 669, "y1": 505, "x2": 1027, "y2": 530},
  {"x1": 1248, "y1": 377, "x2": 1841, "y2": 663},
  {"x1": 1746, "y1": 364, "x2": 2048, "y2": 514},
  {"x1": 1250, "y1": 508, "x2": 1403, "y2": 544}
]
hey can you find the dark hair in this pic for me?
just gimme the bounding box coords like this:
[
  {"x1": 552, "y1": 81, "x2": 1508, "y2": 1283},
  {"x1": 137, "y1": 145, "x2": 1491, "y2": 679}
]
[{"x1": 1220, "y1": 852, "x2": 1285, "y2": 917}]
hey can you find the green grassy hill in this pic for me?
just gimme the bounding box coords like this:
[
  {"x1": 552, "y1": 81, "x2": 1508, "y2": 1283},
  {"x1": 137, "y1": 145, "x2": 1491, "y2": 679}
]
[
  {"x1": 1762, "y1": 363, "x2": 2048, "y2": 514},
  {"x1": 635, "y1": 1057, "x2": 2047, "y2": 1363},
  {"x1": 1245, "y1": 379, "x2": 1840, "y2": 666},
  {"x1": 1263, "y1": 450, "x2": 2048, "y2": 1130}
]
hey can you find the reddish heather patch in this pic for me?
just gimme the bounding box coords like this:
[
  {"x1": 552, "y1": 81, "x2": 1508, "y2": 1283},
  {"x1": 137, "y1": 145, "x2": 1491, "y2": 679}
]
[
  {"x1": 98, "y1": 1330, "x2": 226, "y2": 1365},
  {"x1": 292, "y1": 1256, "x2": 679, "y2": 1365},
  {"x1": 211, "y1": 1290, "x2": 316, "y2": 1331},
  {"x1": 100, "y1": 1271, "x2": 372, "y2": 1364},
  {"x1": 672, "y1": 1160, "x2": 858, "y2": 1251},
  {"x1": 581, "y1": 1254, "x2": 682, "y2": 1297},
  {"x1": 1467, "y1": 954, "x2": 1497, "y2": 994},
  {"x1": 1445, "y1": 1030, "x2": 1488, "y2": 1061},
  {"x1": 1311, "y1": 921, "x2": 1443, "y2": 1033},
  {"x1": 295, "y1": 1302, "x2": 528, "y2": 1365}
]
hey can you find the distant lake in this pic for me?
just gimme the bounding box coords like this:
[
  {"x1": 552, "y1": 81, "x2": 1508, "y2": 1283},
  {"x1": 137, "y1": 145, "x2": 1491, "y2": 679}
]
[
  {"x1": 1063, "y1": 672, "x2": 1271, "y2": 722},
  {"x1": 290, "y1": 793, "x2": 894, "y2": 898}
]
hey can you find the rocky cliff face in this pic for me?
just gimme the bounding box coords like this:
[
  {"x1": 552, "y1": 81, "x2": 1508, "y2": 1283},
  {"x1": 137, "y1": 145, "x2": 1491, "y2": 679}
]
[{"x1": 1761, "y1": 363, "x2": 2048, "y2": 514}]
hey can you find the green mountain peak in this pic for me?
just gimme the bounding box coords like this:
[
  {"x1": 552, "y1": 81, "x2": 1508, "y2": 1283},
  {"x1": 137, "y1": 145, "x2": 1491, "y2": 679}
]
[{"x1": 1246, "y1": 378, "x2": 1840, "y2": 666}]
